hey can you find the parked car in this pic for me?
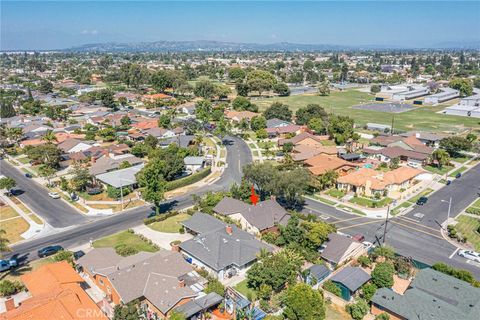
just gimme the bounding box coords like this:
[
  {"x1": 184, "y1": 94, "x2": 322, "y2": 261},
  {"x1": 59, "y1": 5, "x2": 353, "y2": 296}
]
[
  {"x1": 147, "y1": 212, "x2": 157, "y2": 219},
  {"x1": 416, "y1": 196, "x2": 428, "y2": 205},
  {"x1": 446, "y1": 180, "x2": 452, "y2": 185},
  {"x1": 37, "y1": 245, "x2": 63, "y2": 258},
  {"x1": 0, "y1": 258, "x2": 18, "y2": 272},
  {"x1": 73, "y1": 250, "x2": 85, "y2": 260},
  {"x1": 352, "y1": 234, "x2": 365, "y2": 242},
  {"x1": 48, "y1": 192, "x2": 60, "y2": 199},
  {"x1": 455, "y1": 172, "x2": 462, "y2": 179},
  {"x1": 458, "y1": 250, "x2": 480, "y2": 263},
  {"x1": 24, "y1": 173, "x2": 32, "y2": 178}
]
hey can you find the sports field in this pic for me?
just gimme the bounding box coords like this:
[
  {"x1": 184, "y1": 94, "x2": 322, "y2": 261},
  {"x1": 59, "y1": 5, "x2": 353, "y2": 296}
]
[{"x1": 256, "y1": 90, "x2": 480, "y2": 133}]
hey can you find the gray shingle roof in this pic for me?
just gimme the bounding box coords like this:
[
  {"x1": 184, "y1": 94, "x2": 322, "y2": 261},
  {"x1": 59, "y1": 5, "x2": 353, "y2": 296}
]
[
  {"x1": 321, "y1": 233, "x2": 357, "y2": 264},
  {"x1": 330, "y1": 266, "x2": 371, "y2": 292},
  {"x1": 179, "y1": 213, "x2": 274, "y2": 272},
  {"x1": 213, "y1": 197, "x2": 290, "y2": 231},
  {"x1": 372, "y1": 268, "x2": 480, "y2": 320},
  {"x1": 174, "y1": 292, "x2": 223, "y2": 318},
  {"x1": 181, "y1": 212, "x2": 226, "y2": 234},
  {"x1": 77, "y1": 248, "x2": 197, "y2": 314}
]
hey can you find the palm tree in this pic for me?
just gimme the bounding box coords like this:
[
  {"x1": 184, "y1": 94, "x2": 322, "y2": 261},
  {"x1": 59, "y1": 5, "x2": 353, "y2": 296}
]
[
  {"x1": 432, "y1": 149, "x2": 450, "y2": 168},
  {"x1": 42, "y1": 129, "x2": 57, "y2": 144},
  {"x1": 5, "y1": 127, "x2": 23, "y2": 146}
]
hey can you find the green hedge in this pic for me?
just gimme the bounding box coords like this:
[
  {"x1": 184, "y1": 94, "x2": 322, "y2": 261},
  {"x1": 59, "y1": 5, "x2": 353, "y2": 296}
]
[
  {"x1": 144, "y1": 210, "x2": 180, "y2": 225},
  {"x1": 466, "y1": 207, "x2": 480, "y2": 215},
  {"x1": 323, "y1": 280, "x2": 342, "y2": 297},
  {"x1": 165, "y1": 167, "x2": 211, "y2": 191}
]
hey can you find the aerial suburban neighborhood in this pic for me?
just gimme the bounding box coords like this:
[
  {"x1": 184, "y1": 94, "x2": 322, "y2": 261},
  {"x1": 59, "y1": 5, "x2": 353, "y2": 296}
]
[{"x1": 0, "y1": 1, "x2": 480, "y2": 320}]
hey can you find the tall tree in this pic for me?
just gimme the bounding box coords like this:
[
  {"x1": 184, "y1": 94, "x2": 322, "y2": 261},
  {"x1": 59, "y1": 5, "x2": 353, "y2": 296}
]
[
  {"x1": 0, "y1": 100, "x2": 16, "y2": 118},
  {"x1": 136, "y1": 161, "x2": 167, "y2": 214},
  {"x1": 283, "y1": 283, "x2": 325, "y2": 320},
  {"x1": 263, "y1": 102, "x2": 292, "y2": 121}
]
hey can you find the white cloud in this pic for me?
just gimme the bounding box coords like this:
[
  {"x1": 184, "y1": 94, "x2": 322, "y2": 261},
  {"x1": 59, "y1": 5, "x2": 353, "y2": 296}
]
[{"x1": 81, "y1": 29, "x2": 99, "y2": 35}]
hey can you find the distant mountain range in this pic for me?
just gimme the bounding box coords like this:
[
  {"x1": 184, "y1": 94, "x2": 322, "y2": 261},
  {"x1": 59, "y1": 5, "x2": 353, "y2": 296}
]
[{"x1": 65, "y1": 40, "x2": 480, "y2": 52}]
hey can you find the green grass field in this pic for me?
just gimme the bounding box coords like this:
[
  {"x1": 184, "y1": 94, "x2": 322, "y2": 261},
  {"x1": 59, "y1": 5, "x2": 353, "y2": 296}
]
[
  {"x1": 147, "y1": 213, "x2": 190, "y2": 233},
  {"x1": 455, "y1": 216, "x2": 480, "y2": 251},
  {"x1": 234, "y1": 279, "x2": 257, "y2": 301},
  {"x1": 93, "y1": 230, "x2": 158, "y2": 253},
  {"x1": 256, "y1": 90, "x2": 480, "y2": 132},
  {"x1": 449, "y1": 166, "x2": 467, "y2": 178}
]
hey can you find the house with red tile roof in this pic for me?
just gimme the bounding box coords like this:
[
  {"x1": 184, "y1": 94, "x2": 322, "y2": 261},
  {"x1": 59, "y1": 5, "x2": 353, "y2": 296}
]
[
  {"x1": 1, "y1": 261, "x2": 107, "y2": 320},
  {"x1": 304, "y1": 154, "x2": 358, "y2": 176}
]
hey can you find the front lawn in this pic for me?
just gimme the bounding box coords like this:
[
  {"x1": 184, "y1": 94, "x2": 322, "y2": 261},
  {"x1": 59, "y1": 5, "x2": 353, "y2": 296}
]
[
  {"x1": 423, "y1": 164, "x2": 454, "y2": 175},
  {"x1": 312, "y1": 195, "x2": 336, "y2": 206},
  {"x1": 93, "y1": 230, "x2": 159, "y2": 253},
  {"x1": 391, "y1": 201, "x2": 412, "y2": 216},
  {"x1": 349, "y1": 196, "x2": 393, "y2": 208},
  {"x1": 448, "y1": 166, "x2": 467, "y2": 178},
  {"x1": 1, "y1": 216, "x2": 29, "y2": 243},
  {"x1": 148, "y1": 213, "x2": 190, "y2": 233},
  {"x1": 408, "y1": 188, "x2": 434, "y2": 204},
  {"x1": 451, "y1": 154, "x2": 472, "y2": 164},
  {"x1": 234, "y1": 279, "x2": 257, "y2": 301},
  {"x1": 0, "y1": 206, "x2": 19, "y2": 220},
  {"x1": 326, "y1": 189, "x2": 346, "y2": 199},
  {"x1": 455, "y1": 216, "x2": 480, "y2": 251}
]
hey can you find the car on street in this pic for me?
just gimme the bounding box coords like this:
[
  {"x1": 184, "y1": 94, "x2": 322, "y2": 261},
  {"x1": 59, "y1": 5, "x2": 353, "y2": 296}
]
[
  {"x1": 48, "y1": 192, "x2": 60, "y2": 199},
  {"x1": 147, "y1": 211, "x2": 157, "y2": 218},
  {"x1": 24, "y1": 173, "x2": 32, "y2": 178},
  {"x1": 458, "y1": 250, "x2": 480, "y2": 263},
  {"x1": 455, "y1": 172, "x2": 462, "y2": 179},
  {"x1": 416, "y1": 196, "x2": 428, "y2": 205},
  {"x1": 37, "y1": 245, "x2": 63, "y2": 258},
  {"x1": 352, "y1": 234, "x2": 365, "y2": 242},
  {"x1": 0, "y1": 258, "x2": 18, "y2": 272},
  {"x1": 73, "y1": 250, "x2": 85, "y2": 260}
]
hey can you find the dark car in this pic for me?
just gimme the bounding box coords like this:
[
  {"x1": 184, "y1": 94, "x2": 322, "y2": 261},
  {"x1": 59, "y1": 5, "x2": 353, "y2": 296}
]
[
  {"x1": 416, "y1": 196, "x2": 428, "y2": 205},
  {"x1": 446, "y1": 180, "x2": 452, "y2": 185},
  {"x1": 73, "y1": 250, "x2": 85, "y2": 260},
  {"x1": 37, "y1": 245, "x2": 63, "y2": 258},
  {"x1": 147, "y1": 211, "x2": 157, "y2": 219},
  {"x1": 24, "y1": 173, "x2": 32, "y2": 178},
  {"x1": 455, "y1": 172, "x2": 462, "y2": 179}
]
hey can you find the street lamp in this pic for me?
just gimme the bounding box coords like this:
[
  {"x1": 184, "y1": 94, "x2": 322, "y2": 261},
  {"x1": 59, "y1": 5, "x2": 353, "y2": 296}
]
[{"x1": 441, "y1": 196, "x2": 452, "y2": 221}]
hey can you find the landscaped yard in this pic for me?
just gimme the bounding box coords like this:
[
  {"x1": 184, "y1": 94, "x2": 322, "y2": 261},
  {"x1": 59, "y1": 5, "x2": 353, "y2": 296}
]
[
  {"x1": 88, "y1": 199, "x2": 145, "y2": 212},
  {"x1": 326, "y1": 188, "x2": 345, "y2": 199},
  {"x1": 147, "y1": 213, "x2": 190, "y2": 233},
  {"x1": 93, "y1": 230, "x2": 159, "y2": 253},
  {"x1": 408, "y1": 188, "x2": 434, "y2": 204},
  {"x1": 16, "y1": 157, "x2": 31, "y2": 164},
  {"x1": 455, "y1": 216, "x2": 480, "y2": 251},
  {"x1": 349, "y1": 196, "x2": 393, "y2": 208},
  {"x1": 256, "y1": 89, "x2": 480, "y2": 132},
  {"x1": 326, "y1": 303, "x2": 351, "y2": 320},
  {"x1": 391, "y1": 201, "x2": 412, "y2": 216},
  {"x1": 423, "y1": 164, "x2": 454, "y2": 175},
  {"x1": 79, "y1": 191, "x2": 137, "y2": 202},
  {"x1": 451, "y1": 154, "x2": 472, "y2": 164},
  {"x1": 0, "y1": 206, "x2": 19, "y2": 220},
  {"x1": 1, "y1": 216, "x2": 30, "y2": 243},
  {"x1": 448, "y1": 166, "x2": 467, "y2": 178},
  {"x1": 234, "y1": 279, "x2": 257, "y2": 301}
]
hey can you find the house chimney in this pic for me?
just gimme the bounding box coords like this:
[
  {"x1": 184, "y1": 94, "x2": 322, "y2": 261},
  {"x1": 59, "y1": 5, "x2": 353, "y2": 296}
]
[
  {"x1": 178, "y1": 279, "x2": 185, "y2": 288},
  {"x1": 226, "y1": 225, "x2": 233, "y2": 235},
  {"x1": 171, "y1": 243, "x2": 180, "y2": 252},
  {"x1": 90, "y1": 156, "x2": 96, "y2": 164},
  {"x1": 4, "y1": 297, "x2": 15, "y2": 312}
]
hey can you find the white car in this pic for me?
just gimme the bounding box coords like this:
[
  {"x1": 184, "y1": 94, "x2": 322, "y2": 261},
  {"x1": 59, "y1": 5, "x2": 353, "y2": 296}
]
[
  {"x1": 48, "y1": 192, "x2": 60, "y2": 199},
  {"x1": 458, "y1": 250, "x2": 480, "y2": 263}
]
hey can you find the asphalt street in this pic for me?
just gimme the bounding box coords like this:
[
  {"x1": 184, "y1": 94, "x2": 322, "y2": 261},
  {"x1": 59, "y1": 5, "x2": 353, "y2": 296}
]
[
  {"x1": 1, "y1": 159, "x2": 88, "y2": 227},
  {"x1": 304, "y1": 163, "x2": 480, "y2": 279},
  {"x1": 6, "y1": 135, "x2": 251, "y2": 259}
]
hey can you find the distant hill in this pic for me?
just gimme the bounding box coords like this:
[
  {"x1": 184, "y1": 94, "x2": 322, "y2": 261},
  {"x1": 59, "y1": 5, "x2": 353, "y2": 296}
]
[{"x1": 65, "y1": 40, "x2": 480, "y2": 52}]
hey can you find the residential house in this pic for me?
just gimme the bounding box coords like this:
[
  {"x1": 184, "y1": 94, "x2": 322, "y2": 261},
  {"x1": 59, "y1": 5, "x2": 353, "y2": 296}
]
[
  {"x1": 371, "y1": 268, "x2": 480, "y2": 320},
  {"x1": 363, "y1": 146, "x2": 430, "y2": 168},
  {"x1": 224, "y1": 110, "x2": 260, "y2": 123},
  {"x1": 77, "y1": 248, "x2": 203, "y2": 319},
  {"x1": 177, "y1": 103, "x2": 196, "y2": 116},
  {"x1": 337, "y1": 166, "x2": 424, "y2": 197},
  {"x1": 304, "y1": 154, "x2": 358, "y2": 176},
  {"x1": 1, "y1": 261, "x2": 107, "y2": 320},
  {"x1": 321, "y1": 233, "x2": 365, "y2": 267},
  {"x1": 266, "y1": 124, "x2": 306, "y2": 138},
  {"x1": 291, "y1": 144, "x2": 338, "y2": 161},
  {"x1": 213, "y1": 197, "x2": 290, "y2": 234},
  {"x1": 184, "y1": 156, "x2": 205, "y2": 173},
  {"x1": 142, "y1": 93, "x2": 173, "y2": 103},
  {"x1": 173, "y1": 293, "x2": 223, "y2": 320},
  {"x1": 368, "y1": 134, "x2": 434, "y2": 166},
  {"x1": 180, "y1": 212, "x2": 274, "y2": 280},
  {"x1": 89, "y1": 154, "x2": 144, "y2": 175},
  {"x1": 266, "y1": 118, "x2": 292, "y2": 128},
  {"x1": 330, "y1": 266, "x2": 371, "y2": 301},
  {"x1": 278, "y1": 132, "x2": 330, "y2": 147},
  {"x1": 400, "y1": 131, "x2": 448, "y2": 148},
  {"x1": 58, "y1": 138, "x2": 93, "y2": 154},
  {"x1": 305, "y1": 264, "x2": 331, "y2": 289},
  {"x1": 95, "y1": 163, "x2": 144, "y2": 189}
]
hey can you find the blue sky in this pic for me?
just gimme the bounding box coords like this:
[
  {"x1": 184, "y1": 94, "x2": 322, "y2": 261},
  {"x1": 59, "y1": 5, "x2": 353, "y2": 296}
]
[{"x1": 1, "y1": 1, "x2": 479, "y2": 50}]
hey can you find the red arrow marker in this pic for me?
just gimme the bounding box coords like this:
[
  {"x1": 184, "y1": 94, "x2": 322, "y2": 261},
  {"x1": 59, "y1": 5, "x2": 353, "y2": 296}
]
[{"x1": 250, "y1": 185, "x2": 259, "y2": 206}]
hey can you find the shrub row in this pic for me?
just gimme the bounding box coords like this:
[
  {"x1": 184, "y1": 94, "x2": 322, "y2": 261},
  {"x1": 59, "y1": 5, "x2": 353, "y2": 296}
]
[
  {"x1": 466, "y1": 207, "x2": 480, "y2": 215},
  {"x1": 144, "y1": 210, "x2": 180, "y2": 225},
  {"x1": 165, "y1": 167, "x2": 211, "y2": 191}
]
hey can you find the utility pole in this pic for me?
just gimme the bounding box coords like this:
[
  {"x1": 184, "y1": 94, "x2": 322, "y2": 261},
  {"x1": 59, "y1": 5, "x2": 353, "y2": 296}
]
[
  {"x1": 390, "y1": 114, "x2": 395, "y2": 135},
  {"x1": 382, "y1": 204, "x2": 391, "y2": 245}
]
